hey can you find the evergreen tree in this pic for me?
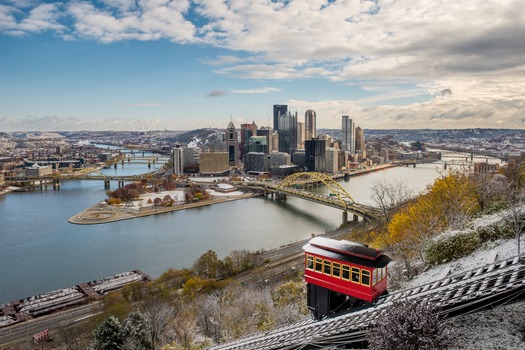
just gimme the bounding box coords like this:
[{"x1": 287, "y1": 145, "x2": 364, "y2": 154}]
[
  {"x1": 123, "y1": 311, "x2": 152, "y2": 350},
  {"x1": 93, "y1": 316, "x2": 125, "y2": 350}
]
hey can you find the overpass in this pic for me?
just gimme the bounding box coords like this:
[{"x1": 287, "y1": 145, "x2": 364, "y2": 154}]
[{"x1": 237, "y1": 172, "x2": 381, "y2": 223}]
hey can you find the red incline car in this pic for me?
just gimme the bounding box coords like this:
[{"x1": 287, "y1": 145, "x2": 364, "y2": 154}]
[{"x1": 303, "y1": 236, "x2": 391, "y2": 320}]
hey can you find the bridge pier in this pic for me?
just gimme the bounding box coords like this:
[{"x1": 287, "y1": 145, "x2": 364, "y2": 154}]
[
  {"x1": 275, "y1": 193, "x2": 286, "y2": 200},
  {"x1": 53, "y1": 179, "x2": 60, "y2": 190},
  {"x1": 104, "y1": 179, "x2": 111, "y2": 190},
  {"x1": 353, "y1": 214, "x2": 359, "y2": 222},
  {"x1": 118, "y1": 181, "x2": 124, "y2": 188},
  {"x1": 342, "y1": 211, "x2": 348, "y2": 225}
]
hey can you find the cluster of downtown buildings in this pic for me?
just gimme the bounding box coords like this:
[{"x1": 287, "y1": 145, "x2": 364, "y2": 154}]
[{"x1": 176, "y1": 104, "x2": 371, "y2": 177}]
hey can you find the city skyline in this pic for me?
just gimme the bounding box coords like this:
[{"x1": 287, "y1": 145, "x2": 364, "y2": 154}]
[{"x1": 1, "y1": 0, "x2": 524, "y2": 132}]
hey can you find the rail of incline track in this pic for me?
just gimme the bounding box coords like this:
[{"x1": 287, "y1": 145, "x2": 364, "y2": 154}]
[{"x1": 210, "y1": 254, "x2": 525, "y2": 350}]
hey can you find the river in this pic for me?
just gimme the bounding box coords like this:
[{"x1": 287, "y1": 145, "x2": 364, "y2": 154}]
[{"x1": 0, "y1": 153, "x2": 483, "y2": 304}]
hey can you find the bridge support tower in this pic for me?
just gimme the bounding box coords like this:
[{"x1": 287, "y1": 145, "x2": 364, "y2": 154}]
[
  {"x1": 53, "y1": 179, "x2": 60, "y2": 190},
  {"x1": 104, "y1": 179, "x2": 111, "y2": 190},
  {"x1": 275, "y1": 193, "x2": 286, "y2": 200},
  {"x1": 342, "y1": 211, "x2": 360, "y2": 225}
]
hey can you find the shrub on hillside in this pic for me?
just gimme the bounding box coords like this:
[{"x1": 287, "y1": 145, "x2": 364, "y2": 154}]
[
  {"x1": 424, "y1": 230, "x2": 481, "y2": 265},
  {"x1": 367, "y1": 299, "x2": 454, "y2": 350},
  {"x1": 477, "y1": 221, "x2": 516, "y2": 242}
]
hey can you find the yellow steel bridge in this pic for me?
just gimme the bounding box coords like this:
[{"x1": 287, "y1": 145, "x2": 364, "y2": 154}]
[{"x1": 238, "y1": 172, "x2": 381, "y2": 222}]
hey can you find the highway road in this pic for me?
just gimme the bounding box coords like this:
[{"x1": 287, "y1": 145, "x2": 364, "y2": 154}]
[{"x1": 0, "y1": 303, "x2": 102, "y2": 347}]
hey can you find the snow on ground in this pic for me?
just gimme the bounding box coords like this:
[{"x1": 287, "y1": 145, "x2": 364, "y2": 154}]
[
  {"x1": 125, "y1": 186, "x2": 246, "y2": 210},
  {"x1": 207, "y1": 183, "x2": 245, "y2": 197},
  {"x1": 126, "y1": 190, "x2": 185, "y2": 210},
  {"x1": 401, "y1": 212, "x2": 525, "y2": 349},
  {"x1": 407, "y1": 236, "x2": 525, "y2": 289}
]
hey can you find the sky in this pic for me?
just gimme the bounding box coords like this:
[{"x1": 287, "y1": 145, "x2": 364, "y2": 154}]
[{"x1": 1, "y1": 0, "x2": 524, "y2": 131}]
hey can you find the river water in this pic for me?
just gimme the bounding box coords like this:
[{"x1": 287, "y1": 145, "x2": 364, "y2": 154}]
[{"x1": 0, "y1": 154, "x2": 477, "y2": 304}]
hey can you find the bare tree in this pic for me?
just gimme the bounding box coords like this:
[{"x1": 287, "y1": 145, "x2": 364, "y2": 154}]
[
  {"x1": 142, "y1": 300, "x2": 175, "y2": 349},
  {"x1": 500, "y1": 189, "x2": 525, "y2": 255},
  {"x1": 367, "y1": 299, "x2": 454, "y2": 350},
  {"x1": 370, "y1": 179, "x2": 413, "y2": 223},
  {"x1": 470, "y1": 172, "x2": 508, "y2": 214}
]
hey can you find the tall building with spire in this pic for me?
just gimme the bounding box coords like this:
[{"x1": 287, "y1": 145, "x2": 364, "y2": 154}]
[
  {"x1": 273, "y1": 104, "x2": 288, "y2": 131},
  {"x1": 342, "y1": 116, "x2": 355, "y2": 153},
  {"x1": 305, "y1": 109, "x2": 316, "y2": 140},
  {"x1": 225, "y1": 121, "x2": 239, "y2": 166}
]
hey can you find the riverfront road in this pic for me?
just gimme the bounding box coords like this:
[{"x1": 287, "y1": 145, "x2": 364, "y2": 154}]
[
  {"x1": 0, "y1": 303, "x2": 101, "y2": 347},
  {"x1": 232, "y1": 222, "x2": 363, "y2": 287}
]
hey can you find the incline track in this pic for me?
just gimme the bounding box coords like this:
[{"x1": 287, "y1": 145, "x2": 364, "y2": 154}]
[{"x1": 210, "y1": 255, "x2": 525, "y2": 350}]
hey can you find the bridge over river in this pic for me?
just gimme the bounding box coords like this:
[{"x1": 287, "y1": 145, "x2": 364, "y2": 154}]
[{"x1": 236, "y1": 172, "x2": 382, "y2": 223}]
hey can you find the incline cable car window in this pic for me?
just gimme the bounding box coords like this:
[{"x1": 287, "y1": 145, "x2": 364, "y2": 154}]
[
  {"x1": 351, "y1": 267, "x2": 360, "y2": 283},
  {"x1": 323, "y1": 261, "x2": 332, "y2": 275},
  {"x1": 315, "y1": 258, "x2": 323, "y2": 272},
  {"x1": 342, "y1": 265, "x2": 350, "y2": 280},
  {"x1": 361, "y1": 270, "x2": 371, "y2": 286},
  {"x1": 378, "y1": 267, "x2": 382, "y2": 281},
  {"x1": 332, "y1": 262, "x2": 341, "y2": 278},
  {"x1": 372, "y1": 268, "x2": 377, "y2": 285},
  {"x1": 306, "y1": 256, "x2": 314, "y2": 270}
]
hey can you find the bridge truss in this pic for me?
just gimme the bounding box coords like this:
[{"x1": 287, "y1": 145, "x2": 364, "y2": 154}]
[
  {"x1": 278, "y1": 172, "x2": 355, "y2": 206},
  {"x1": 239, "y1": 172, "x2": 379, "y2": 222}
]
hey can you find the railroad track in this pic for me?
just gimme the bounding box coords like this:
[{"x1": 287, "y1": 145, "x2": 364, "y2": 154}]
[{"x1": 210, "y1": 255, "x2": 525, "y2": 350}]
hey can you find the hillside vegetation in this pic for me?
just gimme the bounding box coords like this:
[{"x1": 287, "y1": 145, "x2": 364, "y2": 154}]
[{"x1": 32, "y1": 157, "x2": 525, "y2": 350}]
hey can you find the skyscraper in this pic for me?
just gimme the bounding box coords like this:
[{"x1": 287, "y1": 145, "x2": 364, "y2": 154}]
[
  {"x1": 240, "y1": 121, "x2": 258, "y2": 156},
  {"x1": 277, "y1": 111, "x2": 298, "y2": 155},
  {"x1": 305, "y1": 109, "x2": 316, "y2": 140},
  {"x1": 297, "y1": 121, "x2": 305, "y2": 149},
  {"x1": 342, "y1": 116, "x2": 355, "y2": 153},
  {"x1": 355, "y1": 126, "x2": 365, "y2": 151},
  {"x1": 305, "y1": 139, "x2": 326, "y2": 173},
  {"x1": 225, "y1": 121, "x2": 239, "y2": 166},
  {"x1": 273, "y1": 104, "x2": 288, "y2": 130}
]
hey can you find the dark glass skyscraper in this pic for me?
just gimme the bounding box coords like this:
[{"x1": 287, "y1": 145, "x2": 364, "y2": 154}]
[
  {"x1": 305, "y1": 139, "x2": 326, "y2": 172},
  {"x1": 273, "y1": 104, "x2": 288, "y2": 131},
  {"x1": 277, "y1": 111, "x2": 298, "y2": 155}
]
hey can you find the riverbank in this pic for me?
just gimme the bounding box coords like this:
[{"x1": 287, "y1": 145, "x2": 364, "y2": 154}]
[{"x1": 68, "y1": 192, "x2": 257, "y2": 225}]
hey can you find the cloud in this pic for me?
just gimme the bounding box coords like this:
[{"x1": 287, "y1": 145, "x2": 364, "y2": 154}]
[
  {"x1": 0, "y1": 2, "x2": 64, "y2": 35},
  {"x1": 201, "y1": 55, "x2": 245, "y2": 66},
  {"x1": 441, "y1": 88, "x2": 453, "y2": 96},
  {"x1": 127, "y1": 103, "x2": 162, "y2": 107},
  {"x1": 66, "y1": 0, "x2": 195, "y2": 43},
  {"x1": 2, "y1": 0, "x2": 525, "y2": 129},
  {"x1": 232, "y1": 87, "x2": 281, "y2": 94},
  {"x1": 207, "y1": 90, "x2": 227, "y2": 97},
  {"x1": 0, "y1": 115, "x2": 171, "y2": 132}
]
